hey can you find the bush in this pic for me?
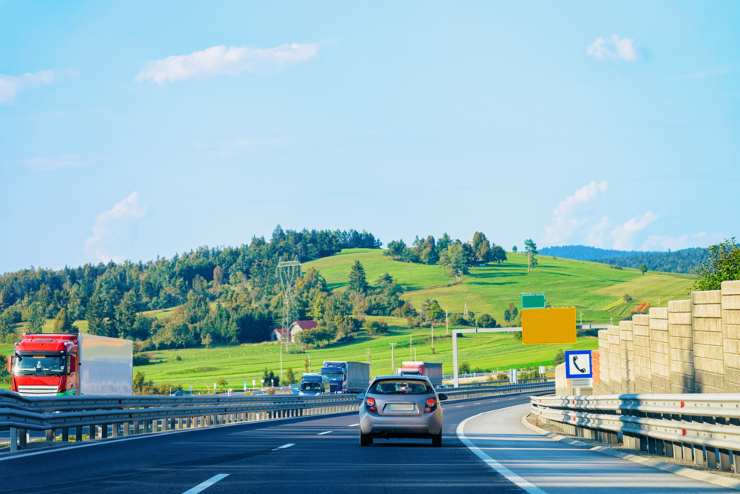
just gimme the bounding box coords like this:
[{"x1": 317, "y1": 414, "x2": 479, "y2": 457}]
[
  {"x1": 365, "y1": 320, "x2": 389, "y2": 335},
  {"x1": 553, "y1": 350, "x2": 565, "y2": 365},
  {"x1": 475, "y1": 313, "x2": 496, "y2": 328},
  {"x1": 459, "y1": 362, "x2": 471, "y2": 374},
  {"x1": 133, "y1": 353, "x2": 152, "y2": 366}
]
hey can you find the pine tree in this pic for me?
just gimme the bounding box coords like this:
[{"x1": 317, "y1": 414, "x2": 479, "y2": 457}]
[
  {"x1": 348, "y1": 260, "x2": 369, "y2": 294},
  {"x1": 524, "y1": 239, "x2": 538, "y2": 273}
]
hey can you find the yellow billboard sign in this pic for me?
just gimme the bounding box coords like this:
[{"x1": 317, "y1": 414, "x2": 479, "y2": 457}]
[{"x1": 521, "y1": 307, "x2": 576, "y2": 344}]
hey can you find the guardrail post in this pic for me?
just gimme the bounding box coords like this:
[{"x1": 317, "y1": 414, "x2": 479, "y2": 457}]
[
  {"x1": 719, "y1": 449, "x2": 732, "y2": 471},
  {"x1": 19, "y1": 429, "x2": 27, "y2": 449},
  {"x1": 708, "y1": 448, "x2": 719, "y2": 470},
  {"x1": 61, "y1": 427, "x2": 69, "y2": 442},
  {"x1": 623, "y1": 434, "x2": 640, "y2": 450},
  {"x1": 101, "y1": 424, "x2": 109, "y2": 439},
  {"x1": 75, "y1": 426, "x2": 82, "y2": 442},
  {"x1": 123, "y1": 422, "x2": 130, "y2": 436},
  {"x1": 9, "y1": 427, "x2": 17, "y2": 452},
  {"x1": 46, "y1": 429, "x2": 54, "y2": 443}
]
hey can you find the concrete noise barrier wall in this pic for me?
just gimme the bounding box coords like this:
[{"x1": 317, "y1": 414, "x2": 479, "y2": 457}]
[{"x1": 596, "y1": 280, "x2": 740, "y2": 394}]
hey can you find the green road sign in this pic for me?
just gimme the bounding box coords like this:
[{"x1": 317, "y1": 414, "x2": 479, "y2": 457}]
[{"x1": 521, "y1": 293, "x2": 546, "y2": 309}]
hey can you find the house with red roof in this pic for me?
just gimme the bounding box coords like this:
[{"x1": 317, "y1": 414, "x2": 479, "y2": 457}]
[{"x1": 271, "y1": 320, "x2": 318, "y2": 343}]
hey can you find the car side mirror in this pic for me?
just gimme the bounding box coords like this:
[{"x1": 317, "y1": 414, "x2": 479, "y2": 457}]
[{"x1": 438, "y1": 393, "x2": 448, "y2": 401}]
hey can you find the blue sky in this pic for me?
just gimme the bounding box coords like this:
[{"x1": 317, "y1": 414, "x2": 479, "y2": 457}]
[{"x1": 1, "y1": 1, "x2": 738, "y2": 273}]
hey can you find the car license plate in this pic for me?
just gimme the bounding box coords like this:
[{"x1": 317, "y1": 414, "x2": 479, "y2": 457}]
[{"x1": 386, "y1": 403, "x2": 415, "y2": 412}]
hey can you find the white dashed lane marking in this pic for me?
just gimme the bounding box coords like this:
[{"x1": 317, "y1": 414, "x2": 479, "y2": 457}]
[{"x1": 182, "y1": 474, "x2": 230, "y2": 494}]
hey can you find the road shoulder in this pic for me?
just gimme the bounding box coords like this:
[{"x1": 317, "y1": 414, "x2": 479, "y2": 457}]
[{"x1": 521, "y1": 411, "x2": 740, "y2": 491}]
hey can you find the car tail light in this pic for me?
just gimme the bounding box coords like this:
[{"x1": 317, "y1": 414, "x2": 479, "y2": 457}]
[
  {"x1": 366, "y1": 397, "x2": 377, "y2": 413},
  {"x1": 424, "y1": 397, "x2": 437, "y2": 413}
]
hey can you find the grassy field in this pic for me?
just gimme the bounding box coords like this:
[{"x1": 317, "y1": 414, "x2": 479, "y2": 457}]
[
  {"x1": 306, "y1": 249, "x2": 695, "y2": 323},
  {"x1": 137, "y1": 319, "x2": 597, "y2": 390}
]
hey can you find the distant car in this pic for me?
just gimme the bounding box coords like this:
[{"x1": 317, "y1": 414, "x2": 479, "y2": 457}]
[
  {"x1": 359, "y1": 375, "x2": 447, "y2": 447},
  {"x1": 169, "y1": 389, "x2": 192, "y2": 397}
]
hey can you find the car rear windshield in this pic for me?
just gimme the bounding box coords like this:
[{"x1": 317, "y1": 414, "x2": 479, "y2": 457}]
[{"x1": 370, "y1": 379, "x2": 432, "y2": 395}]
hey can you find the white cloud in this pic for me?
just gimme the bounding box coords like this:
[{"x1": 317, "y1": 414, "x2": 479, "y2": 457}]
[
  {"x1": 610, "y1": 211, "x2": 657, "y2": 250},
  {"x1": 544, "y1": 181, "x2": 608, "y2": 245},
  {"x1": 587, "y1": 35, "x2": 638, "y2": 62},
  {"x1": 85, "y1": 192, "x2": 146, "y2": 263},
  {"x1": 0, "y1": 70, "x2": 56, "y2": 104},
  {"x1": 585, "y1": 216, "x2": 610, "y2": 248},
  {"x1": 24, "y1": 155, "x2": 87, "y2": 171},
  {"x1": 136, "y1": 43, "x2": 320, "y2": 84},
  {"x1": 641, "y1": 232, "x2": 726, "y2": 251}
]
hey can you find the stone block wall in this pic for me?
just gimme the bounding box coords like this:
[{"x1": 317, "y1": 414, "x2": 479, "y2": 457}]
[
  {"x1": 668, "y1": 299, "x2": 694, "y2": 393},
  {"x1": 692, "y1": 290, "x2": 724, "y2": 392},
  {"x1": 648, "y1": 307, "x2": 670, "y2": 393},
  {"x1": 597, "y1": 329, "x2": 610, "y2": 394},
  {"x1": 618, "y1": 320, "x2": 635, "y2": 393},
  {"x1": 632, "y1": 314, "x2": 652, "y2": 392},
  {"x1": 722, "y1": 280, "x2": 740, "y2": 391},
  {"x1": 607, "y1": 326, "x2": 623, "y2": 391}
]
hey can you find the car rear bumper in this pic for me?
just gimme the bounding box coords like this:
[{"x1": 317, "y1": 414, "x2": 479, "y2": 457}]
[{"x1": 360, "y1": 411, "x2": 443, "y2": 436}]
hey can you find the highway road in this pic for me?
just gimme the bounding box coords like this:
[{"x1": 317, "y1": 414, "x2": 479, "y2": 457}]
[{"x1": 1, "y1": 394, "x2": 733, "y2": 493}]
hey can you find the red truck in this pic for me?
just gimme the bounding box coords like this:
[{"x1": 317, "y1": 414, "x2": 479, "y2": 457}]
[
  {"x1": 7, "y1": 333, "x2": 133, "y2": 397},
  {"x1": 398, "y1": 361, "x2": 443, "y2": 387}
]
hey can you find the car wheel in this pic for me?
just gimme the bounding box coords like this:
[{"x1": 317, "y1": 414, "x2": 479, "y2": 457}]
[
  {"x1": 360, "y1": 433, "x2": 373, "y2": 447},
  {"x1": 432, "y1": 434, "x2": 442, "y2": 447}
]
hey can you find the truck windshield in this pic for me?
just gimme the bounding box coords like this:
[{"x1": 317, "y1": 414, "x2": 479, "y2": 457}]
[
  {"x1": 321, "y1": 369, "x2": 343, "y2": 380},
  {"x1": 301, "y1": 382, "x2": 322, "y2": 392},
  {"x1": 13, "y1": 354, "x2": 66, "y2": 376}
]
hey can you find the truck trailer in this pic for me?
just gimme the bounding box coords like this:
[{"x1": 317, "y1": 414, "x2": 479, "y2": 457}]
[
  {"x1": 398, "y1": 361, "x2": 443, "y2": 387},
  {"x1": 320, "y1": 361, "x2": 370, "y2": 393},
  {"x1": 8, "y1": 333, "x2": 133, "y2": 397}
]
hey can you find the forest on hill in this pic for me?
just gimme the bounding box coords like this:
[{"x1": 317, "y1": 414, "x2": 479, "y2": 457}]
[
  {"x1": 0, "y1": 227, "x2": 381, "y2": 349},
  {"x1": 540, "y1": 245, "x2": 709, "y2": 273}
]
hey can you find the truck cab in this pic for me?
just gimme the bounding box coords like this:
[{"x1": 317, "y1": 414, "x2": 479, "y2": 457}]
[
  {"x1": 9, "y1": 334, "x2": 79, "y2": 397},
  {"x1": 320, "y1": 361, "x2": 347, "y2": 393},
  {"x1": 299, "y1": 373, "x2": 328, "y2": 396}
]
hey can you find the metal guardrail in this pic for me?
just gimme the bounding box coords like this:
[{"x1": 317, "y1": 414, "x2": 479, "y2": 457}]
[
  {"x1": 531, "y1": 393, "x2": 740, "y2": 474},
  {"x1": 0, "y1": 380, "x2": 553, "y2": 454}
]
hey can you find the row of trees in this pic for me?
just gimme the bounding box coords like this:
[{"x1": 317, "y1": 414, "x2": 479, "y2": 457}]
[{"x1": 385, "y1": 232, "x2": 507, "y2": 277}]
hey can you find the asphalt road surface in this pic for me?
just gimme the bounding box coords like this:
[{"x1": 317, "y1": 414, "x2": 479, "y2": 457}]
[{"x1": 1, "y1": 394, "x2": 733, "y2": 494}]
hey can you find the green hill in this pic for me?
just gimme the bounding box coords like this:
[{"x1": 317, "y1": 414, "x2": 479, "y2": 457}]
[{"x1": 305, "y1": 248, "x2": 694, "y2": 323}]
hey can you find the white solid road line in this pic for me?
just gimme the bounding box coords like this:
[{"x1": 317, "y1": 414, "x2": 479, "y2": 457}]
[
  {"x1": 317, "y1": 430, "x2": 333, "y2": 435},
  {"x1": 456, "y1": 412, "x2": 547, "y2": 494},
  {"x1": 182, "y1": 473, "x2": 229, "y2": 494},
  {"x1": 272, "y1": 443, "x2": 295, "y2": 451}
]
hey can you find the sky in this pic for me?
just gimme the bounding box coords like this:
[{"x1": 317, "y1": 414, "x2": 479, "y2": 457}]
[{"x1": 1, "y1": 1, "x2": 739, "y2": 273}]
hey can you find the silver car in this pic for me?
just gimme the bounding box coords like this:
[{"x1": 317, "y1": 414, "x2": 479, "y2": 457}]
[{"x1": 359, "y1": 375, "x2": 448, "y2": 447}]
